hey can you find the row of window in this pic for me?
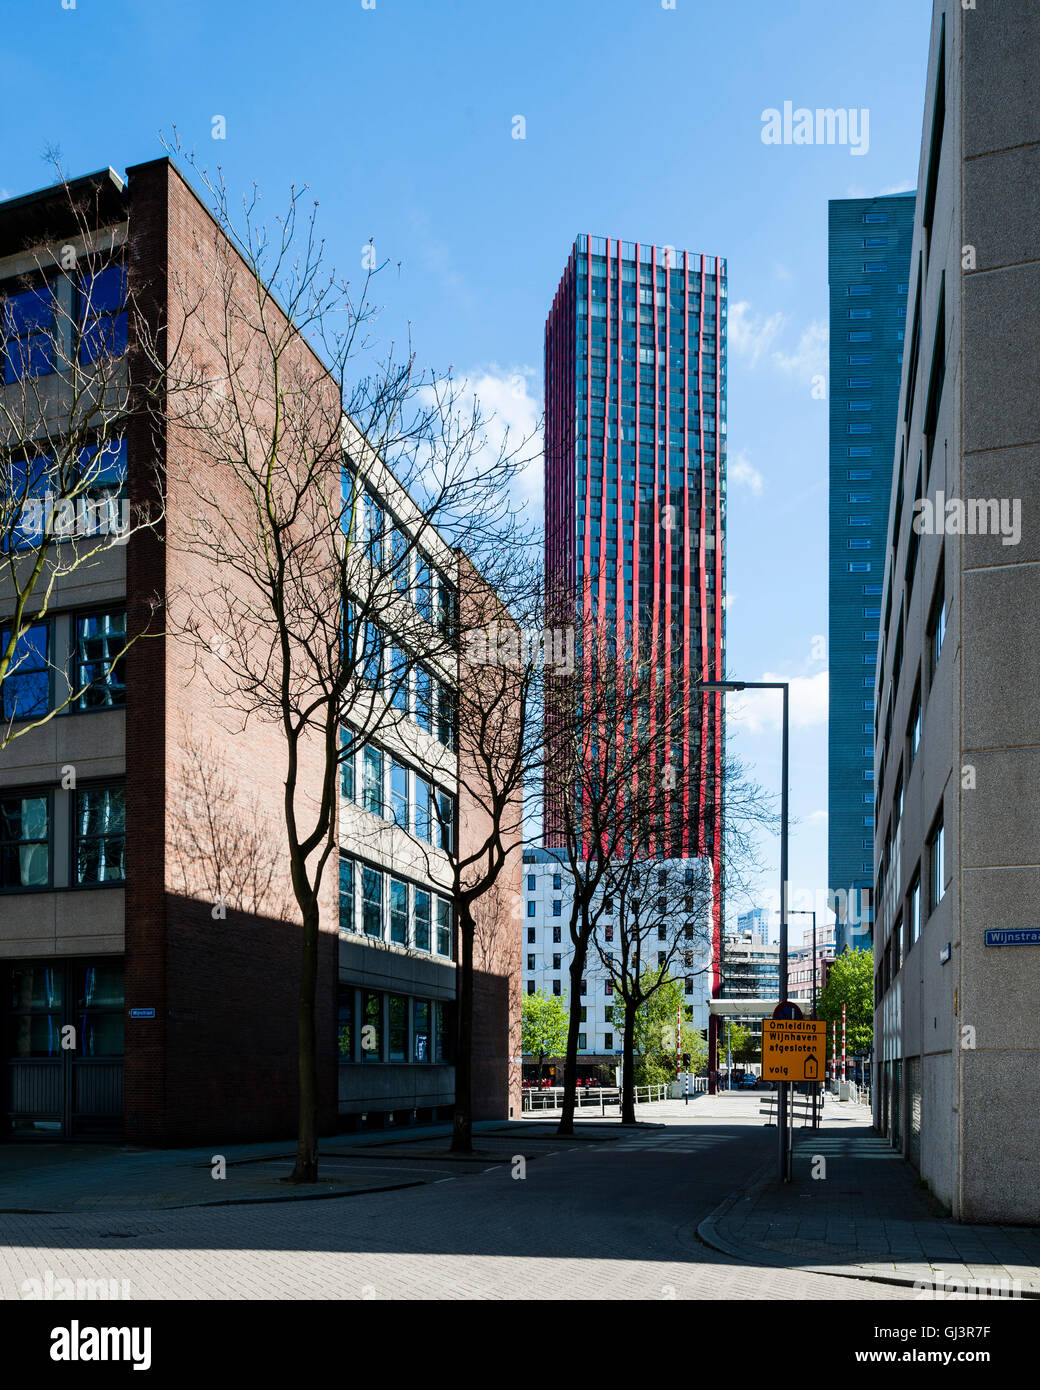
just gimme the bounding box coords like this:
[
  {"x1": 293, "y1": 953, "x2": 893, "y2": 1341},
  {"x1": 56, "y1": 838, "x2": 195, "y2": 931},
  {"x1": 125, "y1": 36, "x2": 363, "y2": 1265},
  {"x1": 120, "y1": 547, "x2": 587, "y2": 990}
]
[
  {"x1": 357, "y1": 492, "x2": 456, "y2": 638},
  {"x1": 1, "y1": 609, "x2": 125, "y2": 722},
  {"x1": 876, "y1": 807, "x2": 945, "y2": 1002},
  {"x1": 340, "y1": 739, "x2": 454, "y2": 853},
  {"x1": 356, "y1": 633, "x2": 455, "y2": 748},
  {"x1": 1, "y1": 265, "x2": 127, "y2": 384},
  {"x1": 337, "y1": 986, "x2": 453, "y2": 1065},
  {"x1": 339, "y1": 855, "x2": 452, "y2": 958},
  {"x1": 0, "y1": 785, "x2": 125, "y2": 892}
]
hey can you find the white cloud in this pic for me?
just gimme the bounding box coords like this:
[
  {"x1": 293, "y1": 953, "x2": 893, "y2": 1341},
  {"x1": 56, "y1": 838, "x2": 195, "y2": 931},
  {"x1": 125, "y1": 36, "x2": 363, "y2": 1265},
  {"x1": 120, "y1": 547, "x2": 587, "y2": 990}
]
[
  {"x1": 728, "y1": 301, "x2": 785, "y2": 366},
  {"x1": 729, "y1": 301, "x2": 827, "y2": 383},
  {"x1": 725, "y1": 669, "x2": 829, "y2": 734},
  {"x1": 729, "y1": 449, "x2": 764, "y2": 496},
  {"x1": 462, "y1": 364, "x2": 543, "y2": 514},
  {"x1": 807, "y1": 809, "x2": 828, "y2": 824},
  {"x1": 771, "y1": 319, "x2": 828, "y2": 380}
]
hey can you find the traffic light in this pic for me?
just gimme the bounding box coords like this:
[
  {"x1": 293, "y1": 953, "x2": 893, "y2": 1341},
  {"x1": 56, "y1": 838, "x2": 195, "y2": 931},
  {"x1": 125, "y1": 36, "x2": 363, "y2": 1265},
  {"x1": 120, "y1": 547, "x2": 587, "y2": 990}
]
[{"x1": 682, "y1": 1052, "x2": 690, "y2": 1068}]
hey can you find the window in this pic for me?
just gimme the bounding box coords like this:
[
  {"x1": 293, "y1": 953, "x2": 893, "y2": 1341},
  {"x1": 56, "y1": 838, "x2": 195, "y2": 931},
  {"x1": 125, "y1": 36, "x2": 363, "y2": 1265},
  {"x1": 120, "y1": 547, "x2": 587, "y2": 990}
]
[
  {"x1": 388, "y1": 646, "x2": 409, "y2": 714},
  {"x1": 552, "y1": 900, "x2": 561, "y2": 917},
  {"x1": 433, "y1": 1000, "x2": 453, "y2": 1063},
  {"x1": 364, "y1": 492, "x2": 384, "y2": 569},
  {"x1": 414, "y1": 776, "x2": 432, "y2": 842},
  {"x1": 339, "y1": 856, "x2": 355, "y2": 934},
  {"x1": 909, "y1": 872, "x2": 922, "y2": 946},
  {"x1": 929, "y1": 566, "x2": 946, "y2": 678},
  {"x1": 552, "y1": 873, "x2": 562, "y2": 890},
  {"x1": 922, "y1": 17, "x2": 946, "y2": 240},
  {"x1": 337, "y1": 986, "x2": 353, "y2": 1061},
  {"x1": 436, "y1": 573, "x2": 456, "y2": 639},
  {"x1": 0, "y1": 792, "x2": 50, "y2": 889},
  {"x1": 339, "y1": 731, "x2": 355, "y2": 801},
  {"x1": 580, "y1": 979, "x2": 587, "y2": 995},
  {"x1": 526, "y1": 980, "x2": 535, "y2": 995},
  {"x1": 526, "y1": 954, "x2": 535, "y2": 971},
  {"x1": 436, "y1": 682, "x2": 455, "y2": 748},
  {"x1": 552, "y1": 953, "x2": 562, "y2": 971},
  {"x1": 527, "y1": 926, "x2": 535, "y2": 943},
  {"x1": 74, "y1": 784, "x2": 125, "y2": 884},
  {"x1": 527, "y1": 874, "x2": 536, "y2": 891},
  {"x1": 436, "y1": 897, "x2": 453, "y2": 956},
  {"x1": 552, "y1": 925, "x2": 561, "y2": 943},
  {"x1": 390, "y1": 760, "x2": 409, "y2": 829},
  {"x1": 0, "y1": 621, "x2": 49, "y2": 721},
  {"x1": 414, "y1": 555, "x2": 433, "y2": 622},
  {"x1": 908, "y1": 682, "x2": 922, "y2": 766},
  {"x1": 362, "y1": 747, "x2": 383, "y2": 816},
  {"x1": 2, "y1": 280, "x2": 57, "y2": 383},
  {"x1": 362, "y1": 990, "x2": 382, "y2": 1062},
  {"x1": 415, "y1": 667, "x2": 433, "y2": 733},
  {"x1": 577, "y1": 1032, "x2": 587, "y2": 1050},
  {"x1": 362, "y1": 621, "x2": 383, "y2": 687},
  {"x1": 362, "y1": 867, "x2": 383, "y2": 938},
  {"x1": 604, "y1": 1033, "x2": 613, "y2": 1049},
  {"x1": 413, "y1": 1000, "x2": 431, "y2": 1062},
  {"x1": 929, "y1": 813, "x2": 945, "y2": 913},
  {"x1": 435, "y1": 789, "x2": 454, "y2": 853},
  {"x1": 388, "y1": 995, "x2": 407, "y2": 1062},
  {"x1": 552, "y1": 980, "x2": 561, "y2": 996},
  {"x1": 389, "y1": 877, "x2": 409, "y2": 945},
  {"x1": 78, "y1": 264, "x2": 128, "y2": 364},
  {"x1": 863, "y1": 262, "x2": 888, "y2": 273},
  {"x1": 414, "y1": 889, "x2": 431, "y2": 951},
  {"x1": 527, "y1": 901, "x2": 536, "y2": 918}
]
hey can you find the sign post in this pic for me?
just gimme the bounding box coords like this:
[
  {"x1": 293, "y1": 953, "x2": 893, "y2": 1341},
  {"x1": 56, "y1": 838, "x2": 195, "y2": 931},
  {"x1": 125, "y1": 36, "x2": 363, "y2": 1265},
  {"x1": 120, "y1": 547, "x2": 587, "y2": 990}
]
[{"x1": 842, "y1": 1003, "x2": 847, "y2": 1085}]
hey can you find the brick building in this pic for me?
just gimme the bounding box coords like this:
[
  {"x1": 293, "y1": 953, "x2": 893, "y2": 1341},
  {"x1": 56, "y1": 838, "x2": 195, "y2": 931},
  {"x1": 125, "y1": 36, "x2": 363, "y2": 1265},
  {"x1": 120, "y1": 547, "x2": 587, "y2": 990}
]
[{"x1": 0, "y1": 158, "x2": 520, "y2": 1143}]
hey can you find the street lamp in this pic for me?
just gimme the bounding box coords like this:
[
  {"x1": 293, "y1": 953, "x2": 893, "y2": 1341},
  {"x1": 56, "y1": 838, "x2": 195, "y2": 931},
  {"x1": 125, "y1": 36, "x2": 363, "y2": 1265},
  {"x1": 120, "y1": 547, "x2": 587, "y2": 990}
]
[{"x1": 702, "y1": 678, "x2": 790, "y2": 1182}]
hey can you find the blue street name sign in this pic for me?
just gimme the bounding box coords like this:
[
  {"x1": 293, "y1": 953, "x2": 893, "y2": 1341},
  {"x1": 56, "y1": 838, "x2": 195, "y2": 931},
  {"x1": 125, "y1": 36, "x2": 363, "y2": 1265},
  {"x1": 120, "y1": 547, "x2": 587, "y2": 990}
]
[
  {"x1": 129, "y1": 1007, "x2": 156, "y2": 1019},
  {"x1": 984, "y1": 929, "x2": 1040, "y2": 947}
]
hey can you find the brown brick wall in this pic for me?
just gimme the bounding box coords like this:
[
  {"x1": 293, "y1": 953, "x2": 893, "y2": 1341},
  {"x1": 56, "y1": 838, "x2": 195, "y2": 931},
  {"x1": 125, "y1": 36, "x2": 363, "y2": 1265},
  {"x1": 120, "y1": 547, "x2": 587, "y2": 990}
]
[{"x1": 123, "y1": 159, "x2": 338, "y2": 1145}]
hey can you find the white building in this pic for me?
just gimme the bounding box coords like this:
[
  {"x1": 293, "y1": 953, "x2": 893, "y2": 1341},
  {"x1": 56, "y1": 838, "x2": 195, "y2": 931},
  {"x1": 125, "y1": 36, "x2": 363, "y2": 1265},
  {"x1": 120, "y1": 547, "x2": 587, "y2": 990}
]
[{"x1": 521, "y1": 847, "x2": 714, "y2": 1067}]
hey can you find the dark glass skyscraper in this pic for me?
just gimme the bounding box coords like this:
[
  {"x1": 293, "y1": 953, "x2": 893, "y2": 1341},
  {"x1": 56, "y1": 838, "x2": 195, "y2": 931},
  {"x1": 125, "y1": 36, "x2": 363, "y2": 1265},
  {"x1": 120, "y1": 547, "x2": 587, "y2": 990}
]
[
  {"x1": 828, "y1": 194, "x2": 915, "y2": 954},
  {"x1": 543, "y1": 232, "x2": 727, "y2": 988}
]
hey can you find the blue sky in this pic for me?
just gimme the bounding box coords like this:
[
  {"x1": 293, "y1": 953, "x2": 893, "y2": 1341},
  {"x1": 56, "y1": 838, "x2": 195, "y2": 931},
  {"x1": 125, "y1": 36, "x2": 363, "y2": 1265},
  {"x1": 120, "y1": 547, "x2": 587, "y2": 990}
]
[{"x1": 4, "y1": 0, "x2": 933, "y2": 932}]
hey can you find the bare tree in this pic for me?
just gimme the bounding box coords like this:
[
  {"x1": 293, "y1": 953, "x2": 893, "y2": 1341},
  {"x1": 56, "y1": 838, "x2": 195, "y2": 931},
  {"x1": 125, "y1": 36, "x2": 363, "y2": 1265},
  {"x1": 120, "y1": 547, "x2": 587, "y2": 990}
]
[
  {"x1": 594, "y1": 855, "x2": 713, "y2": 1123},
  {"x1": 0, "y1": 160, "x2": 165, "y2": 750}
]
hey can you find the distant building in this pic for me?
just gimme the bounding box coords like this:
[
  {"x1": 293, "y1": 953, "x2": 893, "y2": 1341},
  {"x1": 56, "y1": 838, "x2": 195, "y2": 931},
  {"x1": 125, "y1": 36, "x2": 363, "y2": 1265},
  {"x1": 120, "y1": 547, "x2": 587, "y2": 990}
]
[
  {"x1": 736, "y1": 907, "x2": 772, "y2": 945},
  {"x1": 828, "y1": 191, "x2": 915, "y2": 955}
]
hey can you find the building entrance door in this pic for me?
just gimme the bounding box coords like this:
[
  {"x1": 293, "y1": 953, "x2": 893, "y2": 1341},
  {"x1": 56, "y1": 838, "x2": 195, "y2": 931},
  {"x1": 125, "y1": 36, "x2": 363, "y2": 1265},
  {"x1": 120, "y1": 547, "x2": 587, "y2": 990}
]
[{"x1": 3, "y1": 959, "x2": 124, "y2": 1138}]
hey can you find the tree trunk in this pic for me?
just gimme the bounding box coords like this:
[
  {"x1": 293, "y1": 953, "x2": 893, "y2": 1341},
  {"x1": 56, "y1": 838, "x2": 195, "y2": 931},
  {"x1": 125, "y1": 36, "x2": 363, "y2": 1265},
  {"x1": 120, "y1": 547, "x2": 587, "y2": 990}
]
[
  {"x1": 557, "y1": 944, "x2": 587, "y2": 1137},
  {"x1": 289, "y1": 894, "x2": 320, "y2": 1182},
  {"x1": 451, "y1": 912, "x2": 475, "y2": 1154},
  {"x1": 621, "y1": 997, "x2": 637, "y2": 1124}
]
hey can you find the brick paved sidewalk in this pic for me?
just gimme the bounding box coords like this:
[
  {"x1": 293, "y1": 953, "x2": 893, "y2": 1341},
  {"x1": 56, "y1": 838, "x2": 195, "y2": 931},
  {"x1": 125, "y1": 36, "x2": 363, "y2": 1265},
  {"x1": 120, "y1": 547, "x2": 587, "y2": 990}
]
[
  {"x1": 0, "y1": 1120, "x2": 564, "y2": 1213},
  {"x1": 698, "y1": 1101, "x2": 1040, "y2": 1297}
]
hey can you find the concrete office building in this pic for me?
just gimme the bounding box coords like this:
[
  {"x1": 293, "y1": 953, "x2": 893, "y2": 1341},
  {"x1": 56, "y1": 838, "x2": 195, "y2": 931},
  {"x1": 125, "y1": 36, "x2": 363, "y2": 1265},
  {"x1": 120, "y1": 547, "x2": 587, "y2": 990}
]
[
  {"x1": 871, "y1": 0, "x2": 1040, "y2": 1221},
  {"x1": 0, "y1": 161, "x2": 520, "y2": 1142},
  {"x1": 828, "y1": 193, "x2": 915, "y2": 955}
]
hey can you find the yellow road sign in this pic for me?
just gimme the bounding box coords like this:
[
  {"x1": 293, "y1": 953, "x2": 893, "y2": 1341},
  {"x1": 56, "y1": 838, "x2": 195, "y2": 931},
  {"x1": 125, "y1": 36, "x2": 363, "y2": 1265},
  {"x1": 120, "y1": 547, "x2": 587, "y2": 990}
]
[{"x1": 761, "y1": 1018, "x2": 827, "y2": 1082}]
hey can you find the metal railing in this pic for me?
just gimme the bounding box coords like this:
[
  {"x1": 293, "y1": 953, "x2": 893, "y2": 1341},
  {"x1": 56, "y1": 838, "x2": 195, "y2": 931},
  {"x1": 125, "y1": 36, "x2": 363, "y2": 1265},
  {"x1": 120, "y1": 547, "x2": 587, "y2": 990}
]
[
  {"x1": 521, "y1": 1083, "x2": 668, "y2": 1114},
  {"x1": 759, "y1": 1090, "x2": 825, "y2": 1128}
]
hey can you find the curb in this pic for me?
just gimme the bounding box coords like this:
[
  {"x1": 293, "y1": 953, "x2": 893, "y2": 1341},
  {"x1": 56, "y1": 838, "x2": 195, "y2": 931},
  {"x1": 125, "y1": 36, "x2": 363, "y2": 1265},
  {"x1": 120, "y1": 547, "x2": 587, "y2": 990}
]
[{"x1": 695, "y1": 1165, "x2": 1040, "y2": 1299}]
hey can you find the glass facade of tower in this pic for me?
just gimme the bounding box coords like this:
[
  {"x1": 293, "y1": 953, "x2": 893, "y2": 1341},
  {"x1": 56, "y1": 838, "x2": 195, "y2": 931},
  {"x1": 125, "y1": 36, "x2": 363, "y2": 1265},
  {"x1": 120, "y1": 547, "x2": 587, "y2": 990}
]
[
  {"x1": 543, "y1": 233, "x2": 727, "y2": 989},
  {"x1": 828, "y1": 194, "x2": 915, "y2": 954}
]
